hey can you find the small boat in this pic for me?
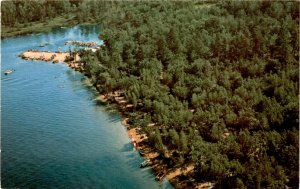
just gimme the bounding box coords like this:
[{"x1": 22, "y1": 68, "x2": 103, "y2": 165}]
[
  {"x1": 140, "y1": 159, "x2": 151, "y2": 168},
  {"x1": 155, "y1": 172, "x2": 164, "y2": 181},
  {"x1": 4, "y1": 70, "x2": 13, "y2": 75},
  {"x1": 139, "y1": 150, "x2": 145, "y2": 156},
  {"x1": 39, "y1": 43, "x2": 45, "y2": 47}
]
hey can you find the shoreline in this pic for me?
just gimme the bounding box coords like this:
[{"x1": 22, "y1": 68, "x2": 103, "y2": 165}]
[
  {"x1": 1, "y1": 16, "x2": 77, "y2": 39},
  {"x1": 1, "y1": 15, "x2": 99, "y2": 39},
  {"x1": 96, "y1": 92, "x2": 202, "y2": 189},
  {"x1": 20, "y1": 49, "x2": 211, "y2": 189}
]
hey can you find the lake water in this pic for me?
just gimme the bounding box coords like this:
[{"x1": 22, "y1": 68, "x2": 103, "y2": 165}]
[{"x1": 1, "y1": 25, "x2": 173, "y2": 189}]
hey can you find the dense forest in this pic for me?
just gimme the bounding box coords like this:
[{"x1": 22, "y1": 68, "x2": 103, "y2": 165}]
[
  {"x1": 2, "y1": 1, "x2": 299, "y2": 188},
  {"x1": 1, "y1": 0, "x2": 108, "y2": 26},
  {"x1": 1, "y1": 0, "x2": 111, "y2": 37}
]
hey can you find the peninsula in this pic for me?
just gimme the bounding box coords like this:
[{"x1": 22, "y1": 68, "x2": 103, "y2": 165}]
[{"x1": 19, "y1": 42, "x2": 200, "y2": 188}]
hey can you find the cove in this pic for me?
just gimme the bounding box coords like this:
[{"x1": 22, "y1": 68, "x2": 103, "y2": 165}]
[{"x1": 1, "y1": 25, "x2": 173, "y2": 189}]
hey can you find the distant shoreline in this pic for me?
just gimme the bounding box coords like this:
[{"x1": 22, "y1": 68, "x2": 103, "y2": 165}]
[{"x1": 1, "y1": 15, "x2": 97, "y2": 39}]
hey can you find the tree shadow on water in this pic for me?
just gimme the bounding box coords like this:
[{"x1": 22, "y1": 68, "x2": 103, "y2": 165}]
[
  {"x1": 120, "y1": 142, "x2": 134, "y2": 152},
  {"x1": 106, "y1": 115, "x2": 120, "y2": 123},
  {"x1": 105, "y1": 107, "x2": 121, "y2": 123}
]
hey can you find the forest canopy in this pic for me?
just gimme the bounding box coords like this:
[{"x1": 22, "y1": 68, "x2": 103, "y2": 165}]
[
  {"x1": 2, "y1": 1, "x2": 299, "y2": 188},
  {"x1": 81, "y1": 2, "x2": 299, "y2": 188}
]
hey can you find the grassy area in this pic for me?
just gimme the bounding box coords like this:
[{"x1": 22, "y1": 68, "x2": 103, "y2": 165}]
[{"x1": 1, "y1": 15, "x2": 80, "y2": 38}]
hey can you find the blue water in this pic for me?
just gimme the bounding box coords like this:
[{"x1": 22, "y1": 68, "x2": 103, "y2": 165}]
[{"x1": 1, "y1": 25, "x2": 173, "y2": 189}]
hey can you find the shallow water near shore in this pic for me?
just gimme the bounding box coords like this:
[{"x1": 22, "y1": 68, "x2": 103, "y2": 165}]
[{"x1": 1, "y1": 25, "x2": 173, "y2": 189}]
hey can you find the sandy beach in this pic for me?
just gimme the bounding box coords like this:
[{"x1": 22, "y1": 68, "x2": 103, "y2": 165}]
[{"x1": 20, "y1": 51, "x2": 80, "y2": 62}]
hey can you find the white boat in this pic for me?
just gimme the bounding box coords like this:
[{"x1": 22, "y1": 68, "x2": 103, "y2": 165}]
[
  {"x1": 140, "y1": 159, "x2": 151, "y2": 168},
  {"x1": 4, "y1": 70, "x2": 13, "y2": 75}
]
